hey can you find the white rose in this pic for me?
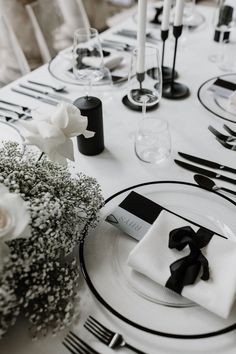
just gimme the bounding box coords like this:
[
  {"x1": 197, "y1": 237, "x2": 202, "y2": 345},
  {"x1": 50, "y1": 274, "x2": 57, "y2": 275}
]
[
  {"x1": 20, "y1": 102, "x2": 95, "y2": 165},
  {"x1": 0, "y1": 184, "x2": 30, "y2": 242},
  {"x1": 0, "y1": 184, "x2": 30, "y2": 268}
]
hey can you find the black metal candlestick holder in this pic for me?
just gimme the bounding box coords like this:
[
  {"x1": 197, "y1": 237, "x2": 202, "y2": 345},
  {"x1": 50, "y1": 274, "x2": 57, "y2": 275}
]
[
  {"x1": 160, "y1": 29, "x2": 178, "y2": 84},
  {"x1": 162, "y1": 25, "x2": 190, "y2": 100}
]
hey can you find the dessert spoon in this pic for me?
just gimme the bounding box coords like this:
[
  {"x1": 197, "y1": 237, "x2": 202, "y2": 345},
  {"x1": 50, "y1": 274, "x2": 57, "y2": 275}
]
[
  {"x1": 27, "y1": 80, "x2": 67, "y2": 93},
  {"x1": 194, "y1": 174, "x2": 236, "y2": 196}
]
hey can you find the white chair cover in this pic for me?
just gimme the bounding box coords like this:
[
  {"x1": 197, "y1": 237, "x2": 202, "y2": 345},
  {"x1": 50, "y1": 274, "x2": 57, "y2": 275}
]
[
  {"x1": 26, "y1": 0, "x2": 65, "y2": 63},
  {"x1": 25, "y1": 2, "x2": 51, "y2": 63},
  {"x1": 0, "y1": 14, "x2": 30, "y2": 86},
  {"x1": 56, "y1": 0, "x2": 90, "y2": 32}
]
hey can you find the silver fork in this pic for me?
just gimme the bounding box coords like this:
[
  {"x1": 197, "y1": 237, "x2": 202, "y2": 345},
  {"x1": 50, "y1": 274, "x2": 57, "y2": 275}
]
[
  {"x1": 84, "y1": 316, "x2": 146, "y2": 354},
  {"x1": 208, "y1": 125, "x2": 236, "y2": 142},
  {"x1": 63, "y1": 331, "x2": 100, "y2": 354},
  {"x1": 216, "y1": 137, "x2": 236, "y2": 151},
  {"x1": 223, "y1": 124, "x2": 236, "y2": 137}
]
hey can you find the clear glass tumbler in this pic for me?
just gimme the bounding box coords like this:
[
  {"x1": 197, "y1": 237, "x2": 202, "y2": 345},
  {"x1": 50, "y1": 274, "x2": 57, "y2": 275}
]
[{"x1": 134, "y1": 118, "x2": 171, "y2": 164}]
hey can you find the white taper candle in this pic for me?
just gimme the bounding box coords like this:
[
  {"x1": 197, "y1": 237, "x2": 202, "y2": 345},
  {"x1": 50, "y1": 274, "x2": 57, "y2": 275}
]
[
  {"x1": 137, "y1": 0, "x2": 147, "y2": 73},
  {"x1": 161, "y1": 0, "x2": 172, "y2": 31},
  {"x1": 174, "y1": 0, "x2": 185, "y2": 27}
]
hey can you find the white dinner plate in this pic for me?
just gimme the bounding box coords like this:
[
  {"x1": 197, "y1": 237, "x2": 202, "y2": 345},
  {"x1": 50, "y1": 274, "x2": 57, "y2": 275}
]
[
  {"x1": 198, "y1": 74, "x2": 236, "y2": 123},
  {"x1": 132, "y1": 6, "x2": 205, "y2": 31},
  {"x1": 80, "y1": 181, "x2": 236, "y2": 338},
  {"x1": 48, "y1": 51, "x2": 129, "y2": 86},
  {"x1": 0, "y1": 121, "x2": 24, "y2": 151}
]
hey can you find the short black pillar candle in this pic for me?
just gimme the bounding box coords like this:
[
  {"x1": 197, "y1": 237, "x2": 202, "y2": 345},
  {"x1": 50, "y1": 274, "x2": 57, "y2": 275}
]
[{"x1": 73, "y1": 96, "x2": 104, "y2": 156}]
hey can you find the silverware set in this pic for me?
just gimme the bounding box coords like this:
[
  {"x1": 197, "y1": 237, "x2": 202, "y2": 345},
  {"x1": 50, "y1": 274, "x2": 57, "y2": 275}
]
[
  {"x1": 194, "y1": 174, "x2": 236, "y2": 196},
  {"x1": 19, "y1": 83, "x2": 72, "y2": 104},
  {"x1": 114, "y1": 28, "x2": 160, "y2": 43},
  {"x1": 102, "y1": 39, "x2": 135, "y2": 52},
  {"x1": 27, "y1": 80, "x2": 68, "y2": 93},
  {"x1": 0, "y1": 99, "x2": 30, "y2": 113},
  {"x1": 84, "y1": 316, "x2": 146, "y2": 354},
  {"x1": 208, "y1": 124, "x2": 236, "y2": 150},
  {"x1": 0, "y1": 100, "x2": 32, "y2": 122},
  {"x1": 0, "y1": 106, "x2": 32, "y2": 121},
  {"x1": 174, "y1": 152, "x2": 236, "y2": 196},
  {"x1": 0, "y1": 81, "x2": 70, "y2": 122},
  {"x1": 10, "y1": 80, "x2": 71, "y2": 107},
  {"x1": 63, "y1": 316, "x2": 146, "y2": 354},
  {"x1": 63, "y1": 332, "x2": 100, "y2": 354}
]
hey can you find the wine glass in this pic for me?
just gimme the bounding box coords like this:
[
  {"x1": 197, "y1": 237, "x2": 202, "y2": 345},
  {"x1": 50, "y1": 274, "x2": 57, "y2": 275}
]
[
  {"x1": 182, "y1": 0, "x2": 205, "y2": 29},
  {"x1": 73, "y1": 27, "x2": 105, "y2": 95},
  {"x1": 127, "y1": 45, "x2": 162, "y2": 115},
  {"x1": 209, "y1": 0, "x2": 235, "y2": 63},
  {"x1": 127, "y1": 45, "x2": 171, "y2": 164}
]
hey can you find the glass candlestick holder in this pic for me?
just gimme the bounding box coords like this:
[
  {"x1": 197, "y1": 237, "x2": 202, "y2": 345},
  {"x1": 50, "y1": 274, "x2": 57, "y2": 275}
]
[{"x1": 123, "y1": 45, "x2": 162, "y2": 113}]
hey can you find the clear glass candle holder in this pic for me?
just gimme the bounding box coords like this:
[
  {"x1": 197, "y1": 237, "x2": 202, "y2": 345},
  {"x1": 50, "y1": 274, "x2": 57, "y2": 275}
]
[{"x1": 134, "y1": 118, "x2": 171, "y2": 164}]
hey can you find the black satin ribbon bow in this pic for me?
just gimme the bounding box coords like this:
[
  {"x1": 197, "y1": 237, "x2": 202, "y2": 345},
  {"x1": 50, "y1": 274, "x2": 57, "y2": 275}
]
[{"x1": 165, "y1": 226, "x2": 214, "y2": 295}]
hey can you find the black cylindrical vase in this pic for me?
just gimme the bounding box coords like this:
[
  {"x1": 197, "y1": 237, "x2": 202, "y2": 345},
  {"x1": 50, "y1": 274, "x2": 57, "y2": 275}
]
[{"x1": 73, "y1": 96, "x2": 104, "y2": 156}]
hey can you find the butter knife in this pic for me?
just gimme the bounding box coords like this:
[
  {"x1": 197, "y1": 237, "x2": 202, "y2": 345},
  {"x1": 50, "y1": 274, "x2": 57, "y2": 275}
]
[
  {"x1": 19, "y1": 84, "x2": 72, "y2": 103},
  {"x1": 178, "y1": 152, "x2": 236, "y2": 174},
  {"x1": 11, "y1": 88, "x2": 58, "y2": 106},
  {"x1": 174, "y1": 159, "x2": 236, "y2": 185}
]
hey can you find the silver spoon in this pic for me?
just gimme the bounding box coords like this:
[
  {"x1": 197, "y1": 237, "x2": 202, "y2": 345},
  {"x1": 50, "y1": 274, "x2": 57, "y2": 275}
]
[
  {"x1": 27, "y1": 80, "x2": 67, "y2": 93},
  {"x1": 194, "y1": 174, "x2": 236, "y2": 196}
]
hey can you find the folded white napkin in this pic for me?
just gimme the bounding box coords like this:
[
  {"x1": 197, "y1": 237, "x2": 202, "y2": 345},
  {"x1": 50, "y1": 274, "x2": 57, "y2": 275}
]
[
  {"x1": 82, "y1": 55, "x2": 123, "y2": 70},
  {"x1": 127, "y1": 211, "x2": 236, "y2": 318}
]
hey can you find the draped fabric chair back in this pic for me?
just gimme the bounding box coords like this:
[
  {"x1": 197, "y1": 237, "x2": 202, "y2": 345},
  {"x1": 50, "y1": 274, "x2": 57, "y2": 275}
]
[
  {"x1": 0, "y1": 14, "x2": 30, "y2": 85},
  {"x1": 56, "y1": 0, "x2": 90, "y2": 32},
  {"x1": 25, "y1": 0, "x2": 65, "y2": 63},
  {"x1": 25, "y1": 1, "x2": 51, "y2": 63}
]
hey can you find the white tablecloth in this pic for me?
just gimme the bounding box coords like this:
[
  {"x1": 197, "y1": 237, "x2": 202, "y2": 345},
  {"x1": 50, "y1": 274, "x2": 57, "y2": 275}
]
[{"x1": 0, "y1": 2, "x2": 236, "y2": 353}]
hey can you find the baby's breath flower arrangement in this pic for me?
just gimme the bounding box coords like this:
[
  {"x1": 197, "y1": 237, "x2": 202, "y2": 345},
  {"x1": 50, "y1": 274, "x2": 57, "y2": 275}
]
[{"x1": 0, "y1": 142, "x2": 103, "y2": 339}]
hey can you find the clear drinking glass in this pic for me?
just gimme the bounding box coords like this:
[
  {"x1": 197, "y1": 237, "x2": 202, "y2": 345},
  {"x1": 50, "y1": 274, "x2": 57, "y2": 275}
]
[
  {"x1": 218, "y1": 39, "x2": 236, "y2": 71},
  {"x1": 127, "y1": 45, "x2": 162, "y2": 115},
  {"x1": 134, "y1": 118, "x2": 171, "y2": 164},
  {"x1": 73, "y1": 28, "x2": 105, "y2": 94}
]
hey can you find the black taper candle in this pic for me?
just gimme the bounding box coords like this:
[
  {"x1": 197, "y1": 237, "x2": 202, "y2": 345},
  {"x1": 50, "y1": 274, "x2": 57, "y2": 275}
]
[{"x1": 73, "y1": 96, "x2": 104, "y2": 156}]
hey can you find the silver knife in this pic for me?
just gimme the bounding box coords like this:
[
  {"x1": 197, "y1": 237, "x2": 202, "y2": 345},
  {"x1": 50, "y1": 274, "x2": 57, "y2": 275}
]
[
  {"x1": 19, "y1": 84, "x2": 72, "y2": 103},
  {"x1": 0, "y1": 106, "x2": 31, "y2": 118},
  {"x1": 0, "y1": 100, "x2": 30, "y2": 112},
  {"x1": 178, "y1": 152, "x2": 236, "y2": 175},
  {"x1": 11, "y1": 88, "x2": 58, "y2": 106},
  {"x1": 175, "y1": 159, "x2": 236, "y2": 185},
  {"x1": 115, "y1": 29, "x2": 160, "y2": 43}
]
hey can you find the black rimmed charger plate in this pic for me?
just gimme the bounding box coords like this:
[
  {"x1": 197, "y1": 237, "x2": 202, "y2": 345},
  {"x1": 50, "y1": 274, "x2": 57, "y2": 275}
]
[
  {"x1": 197, "y1": 73, "x2": 236, "y2": 123},
  {"x1": 48, "y1": 53, "x2": 128, "y2": 86},
  {"x1": 80, "y1": 180, "x2": 236, "y2": 339}
]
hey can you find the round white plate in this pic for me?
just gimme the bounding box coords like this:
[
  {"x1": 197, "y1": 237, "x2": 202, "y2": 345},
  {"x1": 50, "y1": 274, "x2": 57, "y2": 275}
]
[
  {"x1": 48, "y1": 51, "x2": 129, "y2": 86},
  {"x1": 198, "y1": 74, "x2": 236, "y2": 123},
  {"x1": 0, "y1": 121, "x2": 24, "y2": 150},
  {"x1": 80, "y1": 181, "x2": 236, "y2": 338}
]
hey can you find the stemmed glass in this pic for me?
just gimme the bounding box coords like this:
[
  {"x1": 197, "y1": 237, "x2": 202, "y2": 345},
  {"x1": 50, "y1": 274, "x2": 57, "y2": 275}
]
[
  {"x1": 182, "y1": 0, "x2": 203, "y2": 28},
  {"x1": 73, "y1": 28, "x2": 105, "y2": 95},
  {"x1": 209, "y1": 0, "x2": 235, "y2": 63},
  {"x1": 127, "y1": 45, "x2": 171, "y2": 164},
  {"x1": 127, "y1": 45, "x2": 162, "y2": 115}
]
